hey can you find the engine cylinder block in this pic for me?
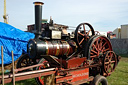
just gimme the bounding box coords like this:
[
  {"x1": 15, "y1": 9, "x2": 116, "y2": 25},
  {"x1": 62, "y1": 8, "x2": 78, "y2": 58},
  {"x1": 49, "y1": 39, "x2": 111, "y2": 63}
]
[{"x1": 28, "y1": 39, "x2": 76, "y2": 59}]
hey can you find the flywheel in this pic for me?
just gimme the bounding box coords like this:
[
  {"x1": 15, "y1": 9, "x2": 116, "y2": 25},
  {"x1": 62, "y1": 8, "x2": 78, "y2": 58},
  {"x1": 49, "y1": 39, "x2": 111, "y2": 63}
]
[{"x1": 75, "y1": 23, "x2": 95, "y2": 48}]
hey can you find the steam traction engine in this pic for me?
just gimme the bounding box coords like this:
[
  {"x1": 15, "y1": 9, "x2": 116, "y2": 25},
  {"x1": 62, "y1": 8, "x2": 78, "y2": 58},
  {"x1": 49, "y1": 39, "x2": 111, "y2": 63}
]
[{"x1": 17, "y1": 2, "x2": 120, "y2": 85}]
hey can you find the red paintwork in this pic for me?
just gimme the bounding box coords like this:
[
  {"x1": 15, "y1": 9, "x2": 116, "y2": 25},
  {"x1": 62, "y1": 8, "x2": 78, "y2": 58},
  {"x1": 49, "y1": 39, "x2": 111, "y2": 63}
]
[
  {"x1": 56, "y1": 68, "x2": 89, "y2": 84},
  {"x1": 56, "y1": 57, "x2": 87, "y2": 68},
  {"x1": 70, "y1": 68, "x2": 89, "y2": 82},
  {"x1": 67, "y1": 57, "x2": 87, "y2": 68},
  {"x1": 55, "y1": 57, "x2": 89, "y2": 84}
]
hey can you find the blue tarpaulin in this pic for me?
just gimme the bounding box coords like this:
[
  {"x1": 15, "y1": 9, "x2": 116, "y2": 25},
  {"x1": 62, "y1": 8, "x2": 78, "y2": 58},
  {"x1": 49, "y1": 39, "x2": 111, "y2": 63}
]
[{"x1": 0, "y1": 22, "x2": 35, "y2": 64}]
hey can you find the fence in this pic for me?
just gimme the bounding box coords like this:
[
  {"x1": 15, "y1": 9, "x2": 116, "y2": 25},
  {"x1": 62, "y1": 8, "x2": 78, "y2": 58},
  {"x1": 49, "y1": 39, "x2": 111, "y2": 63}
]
[{"x1": 110, "y1": 39, "x2": 128, "y2": 55}]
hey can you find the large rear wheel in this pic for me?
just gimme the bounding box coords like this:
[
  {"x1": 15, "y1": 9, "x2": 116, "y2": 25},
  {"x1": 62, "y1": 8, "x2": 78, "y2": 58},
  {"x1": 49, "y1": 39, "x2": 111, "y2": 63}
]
[{"x1": 85, "y1": 35, "x2": 112, "y2": 63}]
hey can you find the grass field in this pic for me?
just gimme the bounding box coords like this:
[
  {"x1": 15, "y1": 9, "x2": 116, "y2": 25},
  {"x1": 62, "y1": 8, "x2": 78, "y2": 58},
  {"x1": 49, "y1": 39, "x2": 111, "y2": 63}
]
[
  {"x1": 107, "y1": 56, "x2": 128, "y2": 85},
  {"x1": 5, "y1": 56, "x2": 128, "y2": 85}
]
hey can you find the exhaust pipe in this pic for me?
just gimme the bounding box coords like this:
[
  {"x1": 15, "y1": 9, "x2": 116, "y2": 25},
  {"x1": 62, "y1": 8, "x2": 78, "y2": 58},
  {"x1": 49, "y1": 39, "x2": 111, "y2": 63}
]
[{"x1": 34, "y1": 2, "x2": 44, "y2": 35}]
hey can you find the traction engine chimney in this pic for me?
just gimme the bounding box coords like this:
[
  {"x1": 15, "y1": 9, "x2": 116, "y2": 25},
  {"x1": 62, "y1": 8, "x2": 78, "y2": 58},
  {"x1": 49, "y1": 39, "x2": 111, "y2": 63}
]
[{"x1": 34, "y1": 2, "x2": 44, "y2": 36}]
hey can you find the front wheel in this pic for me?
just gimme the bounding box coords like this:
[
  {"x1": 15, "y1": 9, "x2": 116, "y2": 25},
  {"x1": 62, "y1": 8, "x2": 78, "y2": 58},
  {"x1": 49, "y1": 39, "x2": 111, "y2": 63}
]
[
  {"x1": 35, "y1": 58, "x2": 55, "y2": 85},
  {"x1": 91, "y1": 75, "x2": 108, "y2": 85}
]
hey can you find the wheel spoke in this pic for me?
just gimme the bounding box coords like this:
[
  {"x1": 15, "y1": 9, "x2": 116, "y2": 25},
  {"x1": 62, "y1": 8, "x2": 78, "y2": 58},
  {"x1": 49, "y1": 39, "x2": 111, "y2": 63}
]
[
  {"x1": 91, "y1": 50, "x2": 98, "y2": 54},
  {"x1": 105, "y1": 62, "x2": 109, "y2": 65},
  {"x1": 79, "y1": 38, "x2": 85, "y2": 45},
  {"x1": 99, "y1": 39, "x2": 103, "y2": 49},
  {"x1": 108, "y1": 54, "x2": 111, "y2": 59},
  {"x1": 105, "y1": 66, "x2": 108, "y2": 70},
  {"x1": 90, "y1": 55, "x2": 97, "y2": 58},
  {"x1": 106, "y1": 55, "x2": 110, "y2": 60},
  {"x1": 90, "y1": 52, "x2": 94, "y2": 55},
  {"x1": 78, "y1": 32, "x2": 85, "y2": 36},
  {"x1": 92, "y1": 44, "x2": 98, "y2": 51},
  {"x1": 107, "y1": 64, "x2": 110, "y2": 72},
  {"x1": 109, "y1": 64, "x2": 112, "y2": 72},
  {"x1": 86, "y1": 36, "x2": 89, "y2": 39},
  {"x1": 103, "y1": 48, "x2": 110, "y2": 52},
  {"x1": 23, "y1": 62, "x2": 27, "y2": 64},
  {"x1": 96, "y1": 40, "x2": 99, "y2": 49},
  {"x1": 111, "y1": 61, "x2": 115, "y2": 63},
  {"x1": 29, "y1": 59, "x2": 31, "y2": 63},
  {"x1": 87, "y1": 29, "x2": 91, "y2": 35},
  {"x1": 101, "y1": 42, "x2": 107, "y2": 50},
  {"x1": 83, "y1": 24, "x2": 86, "y2": 34},
  {"x1": 25, "y1": 58, "x2": 28, "y2": 64},
  {"x1": 110, "y1": 53, "x2": 113, "y2": 60}
]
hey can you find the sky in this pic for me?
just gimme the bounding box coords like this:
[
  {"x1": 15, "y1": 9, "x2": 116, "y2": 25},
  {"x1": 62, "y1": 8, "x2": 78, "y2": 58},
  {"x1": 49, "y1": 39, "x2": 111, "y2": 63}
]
[{"x1": 0, "y1": 0, "x2": 128, "y2": 32}]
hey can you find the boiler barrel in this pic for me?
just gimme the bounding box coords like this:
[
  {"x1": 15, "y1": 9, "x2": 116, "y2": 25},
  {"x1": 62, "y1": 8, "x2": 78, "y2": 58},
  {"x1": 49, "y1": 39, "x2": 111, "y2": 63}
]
[{"x1": 27, "y1": 39, "x2": 76, "y2": 59}]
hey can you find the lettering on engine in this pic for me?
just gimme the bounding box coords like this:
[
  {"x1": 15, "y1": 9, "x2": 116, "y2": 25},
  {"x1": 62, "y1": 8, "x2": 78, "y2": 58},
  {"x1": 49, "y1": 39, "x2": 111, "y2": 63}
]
[
  {"x1": 70, "y1": 68, "x2": 89, "y2": 82},
  {"x1": 72, "y1": 72, "x2": 89, "y2": 78}
]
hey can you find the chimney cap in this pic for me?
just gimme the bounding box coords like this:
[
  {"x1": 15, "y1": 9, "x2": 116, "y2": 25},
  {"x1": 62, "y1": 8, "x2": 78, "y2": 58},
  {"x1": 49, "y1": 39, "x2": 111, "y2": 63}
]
[{"x1": 34, "y1": 2, "x2": 44, "y2": 5}]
